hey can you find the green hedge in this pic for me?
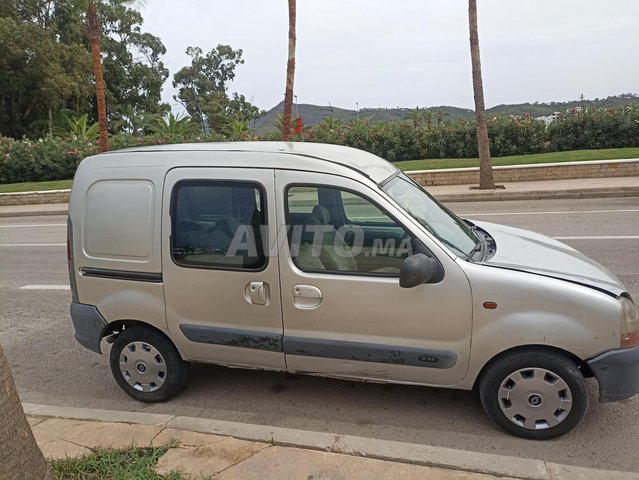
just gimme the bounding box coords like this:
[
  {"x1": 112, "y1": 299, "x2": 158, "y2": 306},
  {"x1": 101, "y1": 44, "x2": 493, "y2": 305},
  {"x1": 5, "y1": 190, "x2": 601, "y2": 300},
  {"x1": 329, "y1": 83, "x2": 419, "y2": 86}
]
[
  {"x1": 0, "y1": 133, "x2": 224, "y2": 184},
  {"x1": 0, "y1": 137, "x2": 96, "y2": 184},
  {"x1": 307, "y1": 115, "x2": 547, "y2": 161},
  {"x1": 1, "y1": 106, "x2": 638, "y2": 184},
  {"x1": 307, "y1": 106, "x2": 638, "y2": 160},
  {"x1": 547, "y1": 106, "x2": 639, "y2": 151}
]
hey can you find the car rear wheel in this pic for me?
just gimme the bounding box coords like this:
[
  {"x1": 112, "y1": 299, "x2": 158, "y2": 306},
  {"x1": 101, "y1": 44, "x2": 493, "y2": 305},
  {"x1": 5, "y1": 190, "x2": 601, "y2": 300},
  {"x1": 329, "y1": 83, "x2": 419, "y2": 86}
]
[
  {"x1": 109, "y1": 325, "x2": 189, "y2": 402},
  {"x1": 478, "y1": 349, "x2": 588, "y2": 440}
]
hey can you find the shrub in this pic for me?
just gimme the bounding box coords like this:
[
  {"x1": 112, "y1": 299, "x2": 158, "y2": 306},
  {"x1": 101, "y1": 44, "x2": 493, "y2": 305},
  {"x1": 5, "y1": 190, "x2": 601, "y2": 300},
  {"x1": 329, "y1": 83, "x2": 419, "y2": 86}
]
[
  {"x1": 547, "y1": 106, "x2": 639, "y2": 151},
  {"x1": 488, "y1": 115, "x2": 546, "y2": 156},
  {"x1": 0, "y1": 136, "x2": 97, "y2": 183},
  {"x1": 298, "y1": 115, "x2": 546, "y2": 161},
  {"x1": 0, "y1": 132, "x2": 230, "y2": 184}
]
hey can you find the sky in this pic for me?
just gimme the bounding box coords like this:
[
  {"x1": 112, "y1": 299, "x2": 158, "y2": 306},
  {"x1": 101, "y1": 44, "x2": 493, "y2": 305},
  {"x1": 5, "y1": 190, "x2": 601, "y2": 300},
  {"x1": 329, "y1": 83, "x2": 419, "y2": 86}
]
[{"x1": 141, "y1": 0, "x2": 639, "y2": 113}]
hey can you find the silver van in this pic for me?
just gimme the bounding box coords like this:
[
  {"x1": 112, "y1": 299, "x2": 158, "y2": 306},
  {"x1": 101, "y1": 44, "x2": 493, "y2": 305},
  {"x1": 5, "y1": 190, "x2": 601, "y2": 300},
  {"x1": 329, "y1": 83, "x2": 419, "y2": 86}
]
[{"x1": 68, "y1": 142, "x2": 639, "y2": 439}]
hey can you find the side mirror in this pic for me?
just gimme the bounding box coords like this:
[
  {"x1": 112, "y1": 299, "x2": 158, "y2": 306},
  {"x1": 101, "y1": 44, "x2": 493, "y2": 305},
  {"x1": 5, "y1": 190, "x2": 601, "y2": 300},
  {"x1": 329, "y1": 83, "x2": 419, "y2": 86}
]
[{"x1": 399, "y1": 253, "x2": 440, "y2": 288}]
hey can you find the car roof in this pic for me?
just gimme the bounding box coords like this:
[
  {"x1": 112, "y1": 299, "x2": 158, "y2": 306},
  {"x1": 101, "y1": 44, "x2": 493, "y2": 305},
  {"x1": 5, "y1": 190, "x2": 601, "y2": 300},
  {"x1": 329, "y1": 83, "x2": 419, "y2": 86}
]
[{"x1": 98, "y1": 141, "x2": 398, "y2": 183}]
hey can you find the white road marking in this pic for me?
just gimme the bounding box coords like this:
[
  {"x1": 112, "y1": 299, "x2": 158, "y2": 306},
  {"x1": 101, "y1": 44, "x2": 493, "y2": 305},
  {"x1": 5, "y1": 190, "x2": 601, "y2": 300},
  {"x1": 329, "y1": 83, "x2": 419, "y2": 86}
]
[
  {"x1": 0, "y1": 224, "x2": 65, "y2": 228},
  {"x1": 0, "y1": 243, "x2": 66, "y2": 247},
  {"x1": 463, "y1": 209, "x2": 639, "y2": 217},
  {"x1": 20, "y1": 285, "x2": 70, "y2": 290},
  {"x1": 554, "y1": 236, "x2": 639, "y2": 240}
]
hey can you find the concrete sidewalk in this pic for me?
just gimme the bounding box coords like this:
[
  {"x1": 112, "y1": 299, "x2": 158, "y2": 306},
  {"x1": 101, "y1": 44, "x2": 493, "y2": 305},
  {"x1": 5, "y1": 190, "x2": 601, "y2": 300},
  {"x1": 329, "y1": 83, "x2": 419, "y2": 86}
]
[
  {"x1": 23, "y1": 404, "x2": 638, "y2": 480},
  {"x1": 1, "y1": 176, "x2": 639, "y2": 218},
  {"x1": 29, "y1": 417, "x2": 499, "y2": 480}
]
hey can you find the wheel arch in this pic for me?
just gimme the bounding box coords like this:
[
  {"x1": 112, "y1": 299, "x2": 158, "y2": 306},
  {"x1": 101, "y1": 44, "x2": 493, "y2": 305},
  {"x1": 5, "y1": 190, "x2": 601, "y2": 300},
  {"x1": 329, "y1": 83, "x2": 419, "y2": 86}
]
[
  {"x1": 105, "y1": 319, "x2": 185, "y2": 359},
  {"x1": 472, "y1": 344, "x2": 593, "y2": 391}
]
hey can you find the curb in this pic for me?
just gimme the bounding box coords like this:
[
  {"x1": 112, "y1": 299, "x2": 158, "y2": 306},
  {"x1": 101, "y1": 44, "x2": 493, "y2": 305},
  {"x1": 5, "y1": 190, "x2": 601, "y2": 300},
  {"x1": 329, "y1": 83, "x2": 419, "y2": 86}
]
[
  {"x1": 0, "y1": 189, "x2": 70, "y2": 207},
  {"x1": 0, "y1": 208, "x2": 68, "y2": 218},
  {"x1": 22, "y1": 403, "x2": 638, "y2": 480}
]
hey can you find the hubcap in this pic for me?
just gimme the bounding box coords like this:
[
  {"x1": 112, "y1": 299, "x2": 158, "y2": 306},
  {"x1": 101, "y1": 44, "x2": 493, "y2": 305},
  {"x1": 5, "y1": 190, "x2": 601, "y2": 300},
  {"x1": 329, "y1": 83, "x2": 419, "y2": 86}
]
[
  {"x1": 498, "y1": 367, "x2": 572, "y2": 430},
  {"x1": 119, "y1": 341, "x2": 167, "y2": 392}
]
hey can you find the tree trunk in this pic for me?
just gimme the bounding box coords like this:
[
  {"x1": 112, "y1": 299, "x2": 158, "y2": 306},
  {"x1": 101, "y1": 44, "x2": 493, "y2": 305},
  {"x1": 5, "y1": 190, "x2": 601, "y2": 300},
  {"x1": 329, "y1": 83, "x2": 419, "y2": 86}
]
[
  {"x1": 0, "y1": 343, "x2": 52, "y2": 480},
  {"x1": 282, "y1": 0, "x2": 296, "y2": 141},
  {"x1": 468, "y1": 0, "x2": 495, "y2": 189},
  {"x1": 87, "y1": 1, "x2": 109, "y2": 152}
]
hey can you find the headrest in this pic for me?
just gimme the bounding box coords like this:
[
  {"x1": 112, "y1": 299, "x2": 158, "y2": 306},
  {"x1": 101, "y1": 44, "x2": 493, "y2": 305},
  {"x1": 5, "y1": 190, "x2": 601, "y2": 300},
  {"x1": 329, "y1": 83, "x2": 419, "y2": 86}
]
[
  {"x1": 300, "y1": 216, "x2": 321, "y2": 243},
  {"x1": 311, "y1": 205, "x2": 331, "y2": 225}
]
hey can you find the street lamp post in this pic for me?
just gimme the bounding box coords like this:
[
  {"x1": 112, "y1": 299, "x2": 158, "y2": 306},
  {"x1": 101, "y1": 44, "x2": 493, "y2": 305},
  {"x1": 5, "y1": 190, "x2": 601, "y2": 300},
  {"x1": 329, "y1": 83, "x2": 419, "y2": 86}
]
[
  {"x1": 356, "y1": 102, "x2": 359, "y2": 120},
  {"x1": 294, "y1": 95, "x2": 299, "y2": 118}
]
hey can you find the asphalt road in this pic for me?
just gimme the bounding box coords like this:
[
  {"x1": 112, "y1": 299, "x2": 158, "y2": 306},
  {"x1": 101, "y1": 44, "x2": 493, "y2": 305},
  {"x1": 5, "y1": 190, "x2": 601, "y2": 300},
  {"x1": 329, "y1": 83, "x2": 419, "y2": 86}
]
[{"x1": 1, "y1": 197, "x2": 638, "y2": 472}]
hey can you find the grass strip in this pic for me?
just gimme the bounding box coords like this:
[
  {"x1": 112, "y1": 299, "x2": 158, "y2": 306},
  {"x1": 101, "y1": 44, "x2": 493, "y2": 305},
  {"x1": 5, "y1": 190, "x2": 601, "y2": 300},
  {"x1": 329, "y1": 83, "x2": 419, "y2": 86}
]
[
  {"x1": 395, "y1": 147, "x2": 639, "y2": 171},
  {"x1": 0, "y1": 179, "x2": 73, "y2": 194},
  {"x1": 50, "y1": 446, "x2": 189, "y2": 480}
]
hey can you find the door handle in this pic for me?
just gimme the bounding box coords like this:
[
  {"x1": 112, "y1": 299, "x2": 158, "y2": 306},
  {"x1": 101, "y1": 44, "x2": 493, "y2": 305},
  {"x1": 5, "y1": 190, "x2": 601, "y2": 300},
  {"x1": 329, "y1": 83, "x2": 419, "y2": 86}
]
[
  {"x1": 245, "y1": 281, "x2": 269, "y2": 306},
  {"x1": 292, "y1": 284, "x2": 322, "y2": 309}
]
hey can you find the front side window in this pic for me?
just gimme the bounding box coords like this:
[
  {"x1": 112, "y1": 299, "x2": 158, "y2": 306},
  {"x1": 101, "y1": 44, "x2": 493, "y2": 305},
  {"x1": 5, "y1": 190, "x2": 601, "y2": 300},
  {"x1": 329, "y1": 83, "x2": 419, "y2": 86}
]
[
  {"x1": 171, "y1": 181, "x2": 266, "y2": 270},
  {"x1": 286, "y1": 186, "x2": 413, "y2": 275},
  {"x1": 340, "y1": 190, "x2": 396, "y2": 225}
]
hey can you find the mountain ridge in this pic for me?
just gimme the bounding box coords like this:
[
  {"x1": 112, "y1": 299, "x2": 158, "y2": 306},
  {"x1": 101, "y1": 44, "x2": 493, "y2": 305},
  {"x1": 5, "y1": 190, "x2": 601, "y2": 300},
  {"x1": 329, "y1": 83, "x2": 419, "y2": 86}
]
[{"x1": 253, "y1": 93, "x2": 639, "y2": 132}]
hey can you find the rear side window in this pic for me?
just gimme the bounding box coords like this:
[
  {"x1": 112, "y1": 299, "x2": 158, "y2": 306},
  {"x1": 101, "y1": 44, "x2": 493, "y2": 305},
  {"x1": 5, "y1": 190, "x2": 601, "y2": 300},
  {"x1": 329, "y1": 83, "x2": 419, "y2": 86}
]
[{"x1": 171, "y1": 181, "x2": 267, "y2": 270}]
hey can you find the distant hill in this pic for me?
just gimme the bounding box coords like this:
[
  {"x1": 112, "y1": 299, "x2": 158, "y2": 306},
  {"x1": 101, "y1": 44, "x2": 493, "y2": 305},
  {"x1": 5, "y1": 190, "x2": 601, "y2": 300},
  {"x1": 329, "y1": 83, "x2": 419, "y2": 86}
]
[
  {"x1": 488, "y1": 93, "x2": 639, "y2": 117},
  {"x1": 254, "y1": 93, "x2": 639, "y2": 132},
  {"x1": 254, "y1": 102, "x2": 473, "y2": 133}
]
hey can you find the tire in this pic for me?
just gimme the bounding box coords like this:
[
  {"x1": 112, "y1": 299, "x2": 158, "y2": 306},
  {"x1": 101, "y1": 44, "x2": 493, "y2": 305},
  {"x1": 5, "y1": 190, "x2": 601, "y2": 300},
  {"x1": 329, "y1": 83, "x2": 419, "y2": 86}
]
[
  {"x1": 109, "y1": 325, "x2": 189, "y2": 402},
  {"x1": 478, "y1": 349, "x2": 588, "y2": 440}
]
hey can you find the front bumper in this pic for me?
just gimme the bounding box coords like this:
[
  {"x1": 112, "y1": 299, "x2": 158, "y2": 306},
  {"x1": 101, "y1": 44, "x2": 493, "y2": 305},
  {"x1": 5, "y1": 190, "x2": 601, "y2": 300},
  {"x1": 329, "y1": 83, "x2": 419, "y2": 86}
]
[
  {"x1": 70, "y1": 302, "x2": 108, "y2": 354},
  {"x1": 587, "y1": 344, "x2": 639, "y2": 403}
]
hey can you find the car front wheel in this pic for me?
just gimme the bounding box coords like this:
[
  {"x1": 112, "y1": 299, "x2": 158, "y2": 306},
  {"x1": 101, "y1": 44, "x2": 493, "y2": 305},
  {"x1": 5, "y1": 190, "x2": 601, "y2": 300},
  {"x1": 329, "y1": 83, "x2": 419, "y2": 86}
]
[{"x1": 478, "y1": 349, "x2": 588, "y2": 440}]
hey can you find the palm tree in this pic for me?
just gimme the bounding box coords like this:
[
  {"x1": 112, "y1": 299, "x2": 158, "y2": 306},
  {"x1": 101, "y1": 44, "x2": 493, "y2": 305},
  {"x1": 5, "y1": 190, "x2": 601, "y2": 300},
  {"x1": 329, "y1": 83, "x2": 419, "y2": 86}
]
[
  {"x1": 281, "y1": 0, "x2": 296, "y2": 141},
  {"x1": 52, "y1": 113, "x2": 100, "y2": 141},
  {"x1": 224, "y1": 117, "x2": 250, "y2": 140},
  {"x1": 146, "y1": 113, "x2": 201, "y2": 135},
  {"x1": 86, "y1": 0, "x2": 109, "y2": 152},
  {"x1": 423, "y1": 110, "x2": 433, "y2": 129},
  {"x1": 468, "y1": 0, "x2": 495, "y2": 189},
  {"x1": 271, "y1": 113, "x2": 298, "y2": 133},
  {"x1": 405, "y1": 107, "x2": 424, "y2": 128},
  {"x1": 85, "y1": 0, "x2": 143, "y2": 151},
  {"x1": 435, "y1": 109, "x2": 448, "y2": 127},
  {"x1": 0, "y1": 343, "x2": 52, "y2": 479}
]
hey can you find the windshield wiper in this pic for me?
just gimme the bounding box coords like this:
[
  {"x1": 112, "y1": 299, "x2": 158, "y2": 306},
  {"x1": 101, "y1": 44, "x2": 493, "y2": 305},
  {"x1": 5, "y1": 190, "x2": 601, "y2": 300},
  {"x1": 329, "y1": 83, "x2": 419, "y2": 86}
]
[{"x1": 467, "y1": 225, "x2": 485, "y2": 261}]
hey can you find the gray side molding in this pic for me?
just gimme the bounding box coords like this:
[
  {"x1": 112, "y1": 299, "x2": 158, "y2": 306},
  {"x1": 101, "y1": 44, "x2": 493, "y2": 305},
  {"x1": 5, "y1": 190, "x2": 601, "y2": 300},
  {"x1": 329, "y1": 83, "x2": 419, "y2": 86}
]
[
  {"x1": 178, "y1": 323, "x2": 457, "y2": 368},
  {"x1": 180, "y1": 324, "x2": 283, "y2": 352},
  {"x1": 70, "y1": 302, "x2": 108, "y2": 354},
  {"x1": 283, "y1": 336, "x2": 457, "y2": 369}
]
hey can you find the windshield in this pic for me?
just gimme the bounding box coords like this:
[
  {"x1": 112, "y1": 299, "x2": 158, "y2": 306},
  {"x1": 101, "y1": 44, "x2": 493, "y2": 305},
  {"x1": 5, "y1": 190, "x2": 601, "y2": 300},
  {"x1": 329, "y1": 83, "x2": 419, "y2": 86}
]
[{"x1": 382, "y1": 173, "x2": 479, "y2": 258}]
